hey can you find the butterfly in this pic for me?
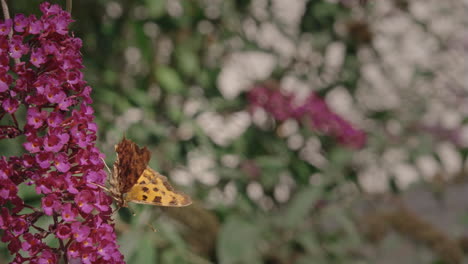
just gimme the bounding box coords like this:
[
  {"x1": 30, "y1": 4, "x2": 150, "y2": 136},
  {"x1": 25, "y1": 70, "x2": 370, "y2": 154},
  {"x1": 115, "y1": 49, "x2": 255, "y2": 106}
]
[{"x1": 106, "y1": 137, "x2": 192, "y2": 208}]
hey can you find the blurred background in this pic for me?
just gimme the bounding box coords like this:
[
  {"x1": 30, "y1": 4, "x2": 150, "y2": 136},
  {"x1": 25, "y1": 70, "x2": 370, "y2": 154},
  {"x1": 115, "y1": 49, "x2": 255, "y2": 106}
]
[{"x1": 2, "y1": 0, "x2": 468, "y2": 263}]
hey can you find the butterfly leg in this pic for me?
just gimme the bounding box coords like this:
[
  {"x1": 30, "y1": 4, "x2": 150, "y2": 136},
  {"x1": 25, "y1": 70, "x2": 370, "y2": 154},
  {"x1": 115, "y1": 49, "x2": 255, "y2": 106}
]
[
  {"x1": 146, "y1": 223, "x2": 157, "y2": 232},
  {"x1": 89, "y1": 182, "x2": 111, "y2": 192},
  {"x1": 111, "y1": 205, "x2": 122, "y2": 216},
  {"x1": 127, "y1": 206, "x2": 136, "y2": 216}
]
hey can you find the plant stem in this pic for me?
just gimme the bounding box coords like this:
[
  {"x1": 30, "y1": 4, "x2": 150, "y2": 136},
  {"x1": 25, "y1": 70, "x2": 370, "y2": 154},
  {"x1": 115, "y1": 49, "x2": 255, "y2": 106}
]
[
  {"x1": 1, "y1": 0, "x2": 20, "y2": 64},
  {"x1": 11, "y1": 112, "x2": 19, "y2": 128},
  {"x1": 66, "y1": 0, "x2": 72, "y2": 14},
  {"x1": 54, "y1": 214, "x2": 69, "y2": 264},
  {"x1": 0, "y1": 0, "x2": 11, "y2": 40}
]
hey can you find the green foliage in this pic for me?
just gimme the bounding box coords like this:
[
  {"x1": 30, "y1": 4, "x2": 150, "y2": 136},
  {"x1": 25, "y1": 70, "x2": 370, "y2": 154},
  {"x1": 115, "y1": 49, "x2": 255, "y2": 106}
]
[
  {"x1": 2, "y1": 0, "x2": 464, "y2": 264},
  {"x1": 155, "y1": 66, "x2": 185, "y2": 94},
  {"x1": 218, "y1": 216, "x2": 262, "y2": 264}
]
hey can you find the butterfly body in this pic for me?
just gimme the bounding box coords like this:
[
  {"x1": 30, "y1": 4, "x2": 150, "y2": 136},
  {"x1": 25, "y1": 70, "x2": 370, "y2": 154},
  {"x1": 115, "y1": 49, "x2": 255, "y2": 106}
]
[{"x1": 108, "y1": 137, "x2": 191, "y2": 208}]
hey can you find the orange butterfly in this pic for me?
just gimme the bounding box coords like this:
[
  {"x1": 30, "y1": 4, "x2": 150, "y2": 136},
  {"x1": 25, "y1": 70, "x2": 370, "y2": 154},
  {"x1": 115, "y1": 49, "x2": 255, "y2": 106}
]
[{"x1": 105, "y1": 137, "x2": 192, "y2": 208}]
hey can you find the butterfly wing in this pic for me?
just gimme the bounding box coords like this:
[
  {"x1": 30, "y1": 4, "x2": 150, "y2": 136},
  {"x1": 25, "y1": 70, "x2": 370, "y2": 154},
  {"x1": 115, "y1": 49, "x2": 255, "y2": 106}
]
[
  {"x1": 112, "y1": 137, "x2": 151, "y2": 195},
  {"x1": 125, "y1": 167, "x2": 192, "y2": 207}
]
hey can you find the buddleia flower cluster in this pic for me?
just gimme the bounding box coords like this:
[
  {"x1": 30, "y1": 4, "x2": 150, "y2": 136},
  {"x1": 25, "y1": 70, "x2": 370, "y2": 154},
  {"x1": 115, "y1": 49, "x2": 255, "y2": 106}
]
[
  {"x1": 0, "y1": 3, "x2": 124, "y2": 263},
  {"x1": 248, "y1": 83, "x2": 367, "y2": 149}
]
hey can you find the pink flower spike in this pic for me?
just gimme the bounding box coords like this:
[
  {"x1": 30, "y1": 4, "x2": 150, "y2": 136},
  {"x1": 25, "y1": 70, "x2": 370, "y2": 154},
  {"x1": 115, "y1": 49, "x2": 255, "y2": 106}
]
[
  {"x1": 30, "y1": 48, "x2": 46, "y2": 67},
  {"x1": 43, "y1": 42, "x2": 58, "y2": 56},
  {"x1": 21, "y1": 233, "x2": 43, "y2": 255},
  {"x1": 23, "y1": 137, "x2": 42, "y2": 153},
  {"x1": 64, "y1": 174, "x2": 79, "y2": 194},
  {"x1": 47, "y1": 112, "x2": 64, "y2": 128},
  {"x1": 28, "y1": 18, "x2": 43, "y2": 35},
  {"x1": 94, "y1": 191, "x2": 111, "y2": 212},
  {"x1": 58, "y1": 132, "x2": 70, "y2": 145},
  {"x1": 67, "y1": 243, "x2": 80, "y2": 259},
  {"x1": 71, "y1": 222, "x2": 91, "y2": 242},
  {"x1": 11, "y1": 218, "x2": 28, "y2": 235},
  {"x1": 75, "y1": 190, "x2": 95, "y2": 214},
  {"x1": 54, "y1": 153, "x2": 70, "y2": 172},
  {"x1": 58, "y1": 97, "x2": 74, "y2": 110},
  {"x1": 2, "y1": 98, "x2": 19, "y2": 114},
  {"x1": 9, "y1": 35, "x2": 28, "y2": 59},
  {"x1": 61, "y1": 203, "x2": 78, "y2": 222},
  {"x1": 40, "y1": 3, "x2": 62, "y2": 16},
  {"x1": 0, "y1": 3, "x2": 124, "y2": 262},
  {"x1": 46, "y1": 89, "x2": 66, "y2": 104},
  {"x1": 67, "y1": 70, "x2": 82, "y2": 85},
  {"x1": 56, "y1": 224, "x2": 71, "y2": 239},
  {"x1": 26, "y1": 108, "x2": 47, "y2": 129},
  {"x1": 0, "y1": 19, "x2": 12, "y2": 36},
  {"x1": 41, "y1": 194, "x2": 60, "y2": 216},
  {"x1": 43, "y1": 134, "x2": 64, "y2": 152},
  {"x1": 53, "y1": 15, "x2": 70, "y2": 35},
  {"x1": 13, "y1": 14, "x2": 29, "y2": 32},
  {"x1": 37, "y1": 249, "x2": 57, "y2": 264},
  {"x1": 35, "y1": 152, "x2": 52, "y2": 169},
  {"x1": 0, "y1": 79, "x2": 8, "y2": 92}
]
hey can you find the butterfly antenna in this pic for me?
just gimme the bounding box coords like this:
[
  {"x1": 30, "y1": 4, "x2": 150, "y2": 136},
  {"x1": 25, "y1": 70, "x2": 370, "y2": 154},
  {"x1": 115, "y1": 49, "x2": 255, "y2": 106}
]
[{"x1": 100, "y1": 157, "x2": 112, "y2": 174}]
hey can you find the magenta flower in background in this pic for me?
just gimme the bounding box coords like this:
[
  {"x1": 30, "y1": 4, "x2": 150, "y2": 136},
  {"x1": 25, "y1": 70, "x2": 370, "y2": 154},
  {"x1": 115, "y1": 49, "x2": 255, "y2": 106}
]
[
  {"x1": 248, "y1": 83, "x2": 367, "y2": 149},
  {"x1": 0, "y1": 3, "x2": 124, "y2": 263}
]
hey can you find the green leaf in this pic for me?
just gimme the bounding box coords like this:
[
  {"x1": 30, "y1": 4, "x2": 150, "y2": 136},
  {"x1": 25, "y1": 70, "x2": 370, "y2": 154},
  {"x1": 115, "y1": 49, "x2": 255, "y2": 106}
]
[
  {"x1": 144, "y1": 0, "x2": 167, "y2": 18},
  {"x1": 217, "y1": 216, "x2": 262, "y2": 264},
  {"x1": 161, "y1": 249, "x2": 186, "y2": 264},
  {"x1": 18, "y1": 184, "x2": 39, "y2": 202},
  {"x1": 282, "y1": 186, "x2": 321, "y2": 227},
  {"x1": 131, "y1": 234, "x2": 157, "y2": 264},
  {"x1": 322, "y1": 205, "x2": 361, "y2": 246},
  {"x1": 176, "y1": 48, "x2": 199, "y2": 77},
  {"x1": 295, "y1": 255, "x2": 326, "y2": 264},
  {"x1": 118, "y1": 229, "x2": 143, "y2": 260},
  {"x1": 255, "y1": 156, "x2": 288, "y2": 171},
  {"x1": 154, "y1": 66, "x2": 185, "y2": 94},
  {"x1": 157, "y1": 220, "x2": 188, "y2": 250},
  {"x1": 296, "y1": 232, "x2": 325, "y2": 257},
  {"x1": 167, "y1": 102, "x2": 184, "y2": 122},
  {"x1": 128, "y1": 87, "x2": 152, "y2": 107}
]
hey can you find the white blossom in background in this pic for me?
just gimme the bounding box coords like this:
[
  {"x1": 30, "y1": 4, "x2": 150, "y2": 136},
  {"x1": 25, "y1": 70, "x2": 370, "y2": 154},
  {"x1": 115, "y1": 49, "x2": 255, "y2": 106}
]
[
  {"x1": 415, "y1": 155, "x2": 441, "y2": 181},
  {"x1": 274, "y1": 173, "x2": 296, "y2": 203},
  {"x1": 436, "y1": 142, "x2": 462, "y2": 178},
  {"x1": 271, "y1": 0, "x2": 307, "y2": 35},
  {"x1": 196, "y1": 111, "x2": 251, "y2": 146},
  {"x1": 256, "y1": 22, "x2": 296, "y2": 60},
  {"x1": 358, "y1": 165, "x2": 390, "y2": 194},
  {"x1": 106, "y1": 1, "x2": 123, "y2": 18},
  {"x1": 213, "y1": 0, "x2": 467, "y2": 195},
  {"x1": 247, "y1": 181, "x2": 264, "y2": 201},
  {"x1": 115, "y1": 107, "x2": 143, "y2": 130},
  {"x1": 217, "y1": 52, "x2": 276, "y2": 99},
  {"x1": 223, "y1": 181, "x2": 238, "y2": 205},
  {"x1": 221, "y1": 154, "x2": 241, "y2": 168},
  {"x1": 353, "y1": 0, "x2": 468, "y2": 192},
  {"x1": 326, "y1": 86, "x2": 366, "y2": 127},
  {"x1": 299, "y1": 138, "x2": 328, "y2": 168},
  {"x1": 187, "y1": 150, "x2": 219, "y2": 186},
  {"x1": 393, "y1": 163, "x2": 420, "y2": 190},
  {"x1": 170, "y1": 148, "x2": 220, "y2": 187},
  {"x1": 280, "y1": 76, "x2": 311, "y2": 106},
  {"x1": 170, "y1": 168, "x2": 194, "y2": 186}
]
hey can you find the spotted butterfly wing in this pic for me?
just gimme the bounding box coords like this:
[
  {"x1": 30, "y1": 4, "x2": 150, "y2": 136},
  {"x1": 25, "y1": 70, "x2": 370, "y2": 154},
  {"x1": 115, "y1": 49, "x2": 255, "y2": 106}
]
[
  {"x1": 109, "y1": 137, "x2": 191, "y2": 207},
  {"x1": 125, "y1": 167, "x2": 192, "y2": 207}
]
